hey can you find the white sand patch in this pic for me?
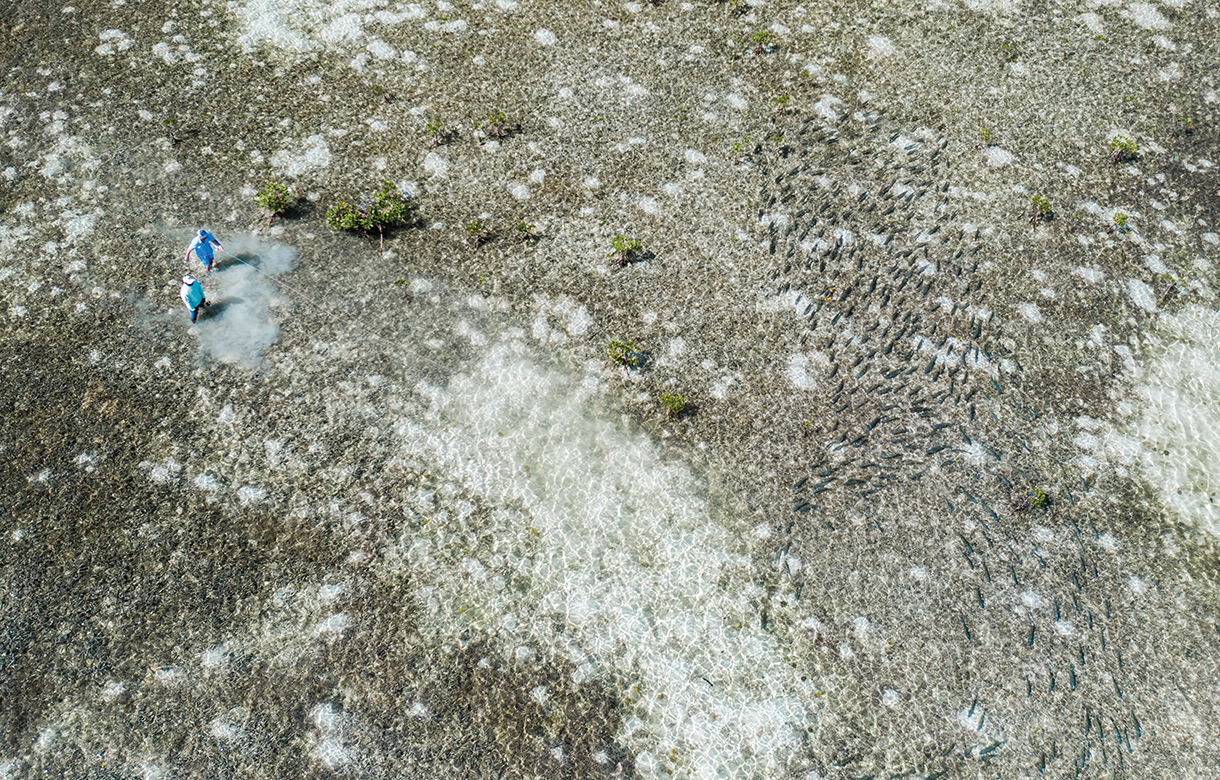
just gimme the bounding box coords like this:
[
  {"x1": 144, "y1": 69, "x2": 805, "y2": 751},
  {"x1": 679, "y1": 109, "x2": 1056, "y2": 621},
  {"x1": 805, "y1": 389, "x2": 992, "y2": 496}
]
[
  {"x1": 95, "y1": 29, "x2": 135, "y2": 55},
  {"x1": 1072, "y1": 266, "x2": 1103, "y2": 283},
  {"x1": 1105, "y1": 305, "x2": 1220, "y2": 536},
  {"x1": 684, "y1": 148, "x2": 707, "y2": 165},
  {"x1": 865, "y1": 36, "x2": 898, "y2": 59},
  {"x1": 963, "y1": 0, "x2": 1019, "y2": 13},
  {"x1": 389, "y1": 344, "x2": 815, "y2": 778},
  {"x1": 984, "y1": 147, "x2": 1014, "y2": 166},
  {"x1": 1125, "y1": 2, "x2": 1171, "y2": 29},
  {"x1": 1077, "y1": 12, "x2": 1104, "y2": 34},
  {"x1": 423, "y1": 152, "x2": 449, "y2": 178},
  {"x1": 787, "y1": 353, "x2": 815, "y2": 390},
  {"x1": 1017, "y1": 303, "x2": 1042, "y2": 322},
  {"x1": 813, "y1": 95, "x2": 842, "y2": 123},
  {"x1": 1126, "y1": 279, "x2": 1156, "y2": 312},
  {"x1": 269, "y1": 135, "x2": 331, "y2": 178}
]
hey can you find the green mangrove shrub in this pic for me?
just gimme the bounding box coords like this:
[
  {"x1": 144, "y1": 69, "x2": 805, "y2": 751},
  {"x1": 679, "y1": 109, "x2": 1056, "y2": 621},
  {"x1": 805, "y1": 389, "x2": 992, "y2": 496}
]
[
  {"x1": 659, "y1": 393, "x2": 686, "y2": 419},
  {"x1": 326, "y1": 180, "x2": 414, "y2": 250},
  {"x1": 254, "y1": 181, "x2": 294, "y2": 227}
]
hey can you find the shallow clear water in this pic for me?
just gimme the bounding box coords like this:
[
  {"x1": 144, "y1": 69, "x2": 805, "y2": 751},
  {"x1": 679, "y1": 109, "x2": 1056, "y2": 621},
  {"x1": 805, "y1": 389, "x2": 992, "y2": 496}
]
[{"x1": 3, "y1": 0, "x2": 1220, "y2": 777}]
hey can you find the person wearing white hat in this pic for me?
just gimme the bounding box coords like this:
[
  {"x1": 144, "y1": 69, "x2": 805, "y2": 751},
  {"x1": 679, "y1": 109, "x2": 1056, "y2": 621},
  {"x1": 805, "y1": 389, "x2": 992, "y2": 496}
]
[
  {"x1": 183, "y1": 228, "x2": 224, "y2": 275},
  {"x1": 179, "y1": 273, "x2": 207, "y2": 323}
]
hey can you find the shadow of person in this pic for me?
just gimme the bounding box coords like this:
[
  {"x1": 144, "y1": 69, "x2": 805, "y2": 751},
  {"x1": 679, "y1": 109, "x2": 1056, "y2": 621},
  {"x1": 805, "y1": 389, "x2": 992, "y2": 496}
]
[{"x1": 196, "y1": 298, "x2": 241, "y2": 321}]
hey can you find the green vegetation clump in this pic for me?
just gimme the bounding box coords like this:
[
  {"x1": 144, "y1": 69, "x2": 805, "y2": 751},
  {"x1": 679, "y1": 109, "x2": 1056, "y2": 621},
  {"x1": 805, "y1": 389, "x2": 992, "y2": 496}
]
[
  {"x1": 608, "y1": 340, "x2": 642, "y2": 368},
  {"x1": 978, "y1": 127, "x2": 993, "y2": 146},
  {"x1": 254, "y1": 182, "x2": 294, "y2": 227},
  {"x1": 659, "y1": 393, "x2": 686, "y2": 419},
  {"x1": 609, "y1": 234, "x2": 643, "y2": 266},
  {"x1": 1109, "y1": 134, "x2": 1137, "y2": 163},
  {"x1": 425, "y1": 117, "x2": 445, "y2": 147},
  {"x1": 326, "y1": 180, "x2": 415, "y2": 250},
  {"x1": 1112, "y1": 211, "x2": 1131, "y2": 233},
  {"x1": 465, "y1": 219, "x2": 493, "y2": 247},
  {"x1": 514, "y1": 221, "x2": 538, "y2": 240},
  {"x1": 480, "y1": 109, "x2": 508, "y2": 140},
  {"x1": 1015, "y1": 486, "x2": 1048, "y2": 512},
  {"x1": 749, "y1": 29, "x2": 773, "y2": 54},
  {"x1": 1028, "y1": 487, "x2": 1047, "y2": 509},
  {"x1": 1026, "y1": 193, "x2": 1052, "y2": 225}
]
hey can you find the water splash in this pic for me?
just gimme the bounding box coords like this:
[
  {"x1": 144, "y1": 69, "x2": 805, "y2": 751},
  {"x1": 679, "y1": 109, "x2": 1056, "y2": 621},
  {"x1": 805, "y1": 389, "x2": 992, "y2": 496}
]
[{"x1": 192, "y1": 234, "x2": 297, "y2": 369}]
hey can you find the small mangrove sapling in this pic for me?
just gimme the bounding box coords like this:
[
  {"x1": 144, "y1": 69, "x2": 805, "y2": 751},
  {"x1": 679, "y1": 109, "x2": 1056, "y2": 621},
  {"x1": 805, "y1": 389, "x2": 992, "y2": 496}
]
[
  {"x1": 659, "y1": 393, "x2": 686, "y2": 419},
  {"x1": 608, "y1": 340, "x2": 643, "y2": 368},
  {"x1": 1024, "y1": 193, "x2": 1052, "y2": 226},
  {"x1": 514, "y1": 221, "x2": 538, "y2": 241},
  {"x1": 425, "y1": 118, "x2": 445, "y2": 148},
  {"x1": 480, "y1": 110, "x2": 508, "y2": 141},
  {"x1": 1109, "y1": 135, "x2": 1137, "y2": 164},
  {"x1": 254, "y1": 182, "x2": 294, "y2": 227},
  {"x1": 608, "y1": 234, "x2": 642, "y2": 266},
  {"x1": 465, "y1": 219, "x2": 493, "y2": 247}
]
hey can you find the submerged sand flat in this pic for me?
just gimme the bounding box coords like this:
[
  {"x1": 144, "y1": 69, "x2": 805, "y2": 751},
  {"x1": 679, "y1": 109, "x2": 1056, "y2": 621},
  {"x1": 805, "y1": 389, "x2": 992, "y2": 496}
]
[{"x1": 2, "y1": 0, "x2": 1219, "y2": 777}]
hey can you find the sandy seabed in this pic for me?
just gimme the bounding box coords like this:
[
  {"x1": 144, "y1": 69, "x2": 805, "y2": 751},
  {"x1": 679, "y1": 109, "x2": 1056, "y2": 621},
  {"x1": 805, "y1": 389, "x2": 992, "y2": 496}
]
[{"x1": 2, "y1": 0, "x2": 1220, "y2": 777}]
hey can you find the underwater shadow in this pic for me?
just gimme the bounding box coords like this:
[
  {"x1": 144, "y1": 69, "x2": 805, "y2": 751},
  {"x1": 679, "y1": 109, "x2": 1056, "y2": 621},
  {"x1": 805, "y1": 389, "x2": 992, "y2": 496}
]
[{"x1": 196, "y1": 298, "x2": 242, "y2": 321}]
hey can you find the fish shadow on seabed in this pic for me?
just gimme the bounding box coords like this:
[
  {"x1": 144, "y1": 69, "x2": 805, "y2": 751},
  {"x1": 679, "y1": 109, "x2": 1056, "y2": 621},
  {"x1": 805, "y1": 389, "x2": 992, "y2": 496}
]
[{"x1": 196, "y1": 298, "x2": 241, "y2": 321}]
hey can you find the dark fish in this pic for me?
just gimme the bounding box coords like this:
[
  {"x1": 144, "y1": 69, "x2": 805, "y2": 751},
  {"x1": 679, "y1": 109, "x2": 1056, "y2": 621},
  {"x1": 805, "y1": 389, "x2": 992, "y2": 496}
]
[{"x1": 957, "y1": 532, "x2": 974, "y2": 554}]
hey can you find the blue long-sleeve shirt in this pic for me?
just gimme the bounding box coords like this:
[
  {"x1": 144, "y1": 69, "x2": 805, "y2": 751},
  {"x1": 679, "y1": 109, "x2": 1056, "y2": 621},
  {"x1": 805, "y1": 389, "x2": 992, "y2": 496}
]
[{"x1": 180, "y1": 277, "x2": 204, "y2": 309}]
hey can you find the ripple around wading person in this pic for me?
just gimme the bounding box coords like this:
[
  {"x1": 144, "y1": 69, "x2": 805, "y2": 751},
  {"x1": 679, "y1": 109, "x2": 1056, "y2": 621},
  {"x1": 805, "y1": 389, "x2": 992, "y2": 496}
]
[{"x1": 387, "y1": 339, "x2": 817, "y2": 778}]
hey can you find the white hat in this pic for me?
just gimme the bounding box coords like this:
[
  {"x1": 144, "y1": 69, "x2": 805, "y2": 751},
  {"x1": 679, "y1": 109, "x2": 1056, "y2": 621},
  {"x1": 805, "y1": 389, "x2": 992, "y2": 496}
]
[{"x1": 182, "y1": 274, "x2": 195, "y2": 284}]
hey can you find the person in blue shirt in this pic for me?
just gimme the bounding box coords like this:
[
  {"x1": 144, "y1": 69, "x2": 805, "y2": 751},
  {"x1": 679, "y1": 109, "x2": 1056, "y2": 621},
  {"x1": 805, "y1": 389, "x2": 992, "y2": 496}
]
[
  {"x1": 179, "y1": 273, "x2": 208, "y2": 323},
  {"x1": 183, "y1": 228, "x2": 224, "y2": 275}
]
